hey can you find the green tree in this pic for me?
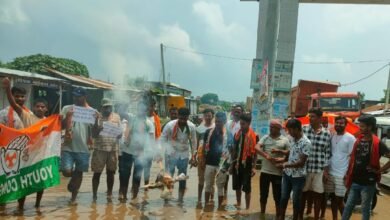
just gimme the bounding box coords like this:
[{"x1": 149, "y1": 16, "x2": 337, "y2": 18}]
[
  {"x1": 4, "y1": 54, "x2": 89, "y2": 77},
  {"x1": 200, "y1": 93, "x2": 219, "y2": 105},
  {"x1": 381, "y1": 89, "x2": 388, "y2": 102},
  {"x1": 358, "y1": 92, "x2": 365, "y2": 101}
]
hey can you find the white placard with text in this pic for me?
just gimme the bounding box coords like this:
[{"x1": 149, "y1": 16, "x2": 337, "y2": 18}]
[{"x1": 72, "y1": 106, "x2": 96, "y2": 124}]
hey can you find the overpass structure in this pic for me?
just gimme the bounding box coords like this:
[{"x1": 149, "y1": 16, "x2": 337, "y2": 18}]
[{"x1": 245, "y1": 0, "x2": 390, "y2": 136}]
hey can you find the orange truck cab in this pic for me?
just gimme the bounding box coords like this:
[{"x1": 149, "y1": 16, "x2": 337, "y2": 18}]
[{"x1": 309, "y1": 92, "x2": 361, "y2": 120}]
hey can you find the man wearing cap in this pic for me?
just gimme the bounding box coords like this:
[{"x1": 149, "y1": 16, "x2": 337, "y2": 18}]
[
  {"x1": 255, "y1": 119, "x2": 290, "y2": 217},
  {"x1": 61, "y1": 87, "x2": 96, "y2": 205},
  {"x1": 91, "y1": 98, "x2": 121, "y2": 202}
]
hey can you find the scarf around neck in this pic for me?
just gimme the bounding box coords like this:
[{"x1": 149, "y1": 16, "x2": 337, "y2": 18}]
[
  {"x1": 7, "y1": 106, "x2": 30, "y2": 128},
  {"x1": 234, "y1": 128, "x2": 257, "y2": 165}
]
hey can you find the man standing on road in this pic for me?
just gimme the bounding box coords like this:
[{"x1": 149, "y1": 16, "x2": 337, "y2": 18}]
[
  {"x1": 0, "y1": 81, "x2": 31, "y2": 209},
  {"x1": 342, "y1": 115, "x2": 390, "y2": 220},
  {"x1": 91, "y1": 98, "x2": 121, "y2": 203},
  {"x1": 324, "y1": 116, "x2": 356, "y2": 220},
  {"x1": 161, "y1": 107, "x2": 197, "y2": 202},
  {"x1": 2, "y1": 77, "x2": 48, "y2": 210},
  {"x1": 277, "y1": 119, "x2": 311, "y2": 220},
  {"x1": 225, "y1": 105, "x2": 243, "y2": 200},
  {"x1": 61, "y1": 87, "x2": 96, "y2": 205},
  {"x1": 255, "y1": 119, "x2": 290, "y2": 217},
  {"x1": 202, "y1": 112, "x2": 227, "y2": 209},
  {"x1": 301, "y1": 108, "x2": 331, "y2": 220},
  {"x1": 196, "y1": 108, "x2": 215, "y2": 205},
  {"x1": 145, "y1": 98, "x2": 161, "y2": 187},
  {"x1": 230, "y1": 113, "x2": 257, "y2": 210},
  {"x1": 119, "y1": 102, "x2": 155, "y2": 201}
]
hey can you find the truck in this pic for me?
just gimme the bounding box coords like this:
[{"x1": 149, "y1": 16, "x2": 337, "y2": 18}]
[{"x1": 290, "y1": 79, "x2": 361, "y2": 120}]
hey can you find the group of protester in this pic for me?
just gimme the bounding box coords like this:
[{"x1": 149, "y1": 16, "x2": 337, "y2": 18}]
[
  {"x1": 256, "y1": 108, "x2": 390, "y2": 220},
  {"x1": 2, "y1": 77, "x2": 390, "y2": 220}
]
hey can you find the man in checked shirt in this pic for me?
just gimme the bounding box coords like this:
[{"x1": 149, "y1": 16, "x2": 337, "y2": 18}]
[{"x1": 300, "y1": 108, "x2": 331, "y2": 220}]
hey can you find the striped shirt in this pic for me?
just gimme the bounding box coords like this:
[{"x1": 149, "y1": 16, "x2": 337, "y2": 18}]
[
  {"x1": 303, "y1": 125, "x2": 331, "y2": 173},
  {"x1": 94, "y1": 113, "x2": 121, "y2": 152}
]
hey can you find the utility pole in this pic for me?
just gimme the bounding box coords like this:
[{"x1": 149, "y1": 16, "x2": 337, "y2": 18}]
[
  {"x1": 160, "y1": 43, "x2": 167, "y2": 95},
  {"x1": 269, "y1": 0, "x2": 281, "y2": 119},
  {"x1": 385, "y1": 63, "x2": 390, "y2": 113}
]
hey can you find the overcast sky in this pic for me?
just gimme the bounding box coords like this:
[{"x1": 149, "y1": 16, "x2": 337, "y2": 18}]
[{"x1": 1, "y1": 0, "x2": 390, "y2": 102}]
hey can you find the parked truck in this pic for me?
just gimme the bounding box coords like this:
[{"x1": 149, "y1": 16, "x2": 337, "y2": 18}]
[{"x1": 290, "y1": 79, "x2": 361, "y2": 120}]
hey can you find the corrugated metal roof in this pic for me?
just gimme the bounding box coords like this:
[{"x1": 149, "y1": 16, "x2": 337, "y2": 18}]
[
  {"x1": 46, "y1": 68, "x2": 113, "y2": 89},
  {"x1": 148, "y1": 81, "x2": 192, "y2": 92},
  {"x1": 0, "y1": 67, "x2": 65, "y2": 83}
]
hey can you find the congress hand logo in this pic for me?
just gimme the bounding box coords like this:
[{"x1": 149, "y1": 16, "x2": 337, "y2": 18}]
[{"x1": 0, "y1": 135, "x2": 30, "y2": 176}]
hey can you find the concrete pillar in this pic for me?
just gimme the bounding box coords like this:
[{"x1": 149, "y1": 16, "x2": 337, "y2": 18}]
[{"x1": 251, "y1": 0, "x2": 299, "y2": 136}]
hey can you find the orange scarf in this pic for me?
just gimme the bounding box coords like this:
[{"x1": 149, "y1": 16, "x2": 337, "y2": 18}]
[
  {"x1": 204, "y1": 127, "x2": 226, "y2": 154},
  {"x1": 153, "y1": 112, "x2": 161, "y2": 139},
  {"x1": 172, "y1": 120, "x2": 190, "y2": 141},
  {"x1": 7, "y1": 106, "x2": 29, "y2": 128},
  {"x1": 234, "y1": 128, "x2": 257, "y2": 165},
  {"x1": 345, "y1": 134, "x2": 380, "y2": 188}
]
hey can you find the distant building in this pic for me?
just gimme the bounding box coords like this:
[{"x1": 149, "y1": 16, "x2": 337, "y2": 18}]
[
  {"x1": 0, "y1": 67, "x2": 65, "y2": 114},
  {"x1": 363, "y1": 100, "x2": 382, "y2": 109},
  {"x1": 0, "y1": 67, "x2": 197, "y2": 118},
  {"x1": 146, "y1": 81, "x2": 198, "y2": 117},
  {"x1": 146, "y1": 81, "x2": 192, "y2": 97}
]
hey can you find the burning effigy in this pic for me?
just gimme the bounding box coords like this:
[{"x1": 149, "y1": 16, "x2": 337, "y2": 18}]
[{"x1": 141, "y1": 171, "x2": 189, "y2": 200}]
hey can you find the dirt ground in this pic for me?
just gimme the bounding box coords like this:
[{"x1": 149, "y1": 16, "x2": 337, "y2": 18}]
[{"x1": 2, "y1": 163, "x2": 390, "y2": 220}]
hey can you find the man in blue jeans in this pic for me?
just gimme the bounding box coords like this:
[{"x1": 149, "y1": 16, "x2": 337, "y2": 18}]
[
  {"x1": 118, "y1": 102, "x2": 155, "y2": 201},
  {"x1": 342, "y1": 115, "x2": 390, "y2": 220},
  {"x1": 275, "y1": 119, "x2": 311, "y2": 220},
  {"x1": 160, "y1": 107, "x2": 197, "y2": 202},
  {"x1": 61, "y1": 87, "x2": 96, "y2": 205}
]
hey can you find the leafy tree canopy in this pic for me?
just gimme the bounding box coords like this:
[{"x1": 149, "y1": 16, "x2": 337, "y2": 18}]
[
  {"x1": 3, "y1": 54, "x2": 89, "y2": 77},
  {"x1": 200, "y1": 93, "x2": 219, "y2": 105}
]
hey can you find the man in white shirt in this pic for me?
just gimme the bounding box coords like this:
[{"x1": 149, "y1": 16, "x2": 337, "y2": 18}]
[
  {"x1": 226, "y1": 105, "x2": 243, "y2": 144},
  {"x1": 161, "y1": 107, "x2": 197, "y2": 202},
  {"x1": 118, "y1": 102, "x2": 155, "y2": 201},
  {"x1": 225, "y1": 104, "x2": 243, "y2": 200},
  {"x1": 196, "y1": 108, "x2": 215, "y2": 205},
  {"x1": 325, "y1": 116, "x2": 356, "y2": 220},
  {"x1": 145, "y1": 98, "x2": 161, "y2": 187}
]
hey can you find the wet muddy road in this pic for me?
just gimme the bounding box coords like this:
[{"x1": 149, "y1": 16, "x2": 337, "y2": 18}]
[{"x1": 2, "y1": 164, "x2": 390, "y2": 219}]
